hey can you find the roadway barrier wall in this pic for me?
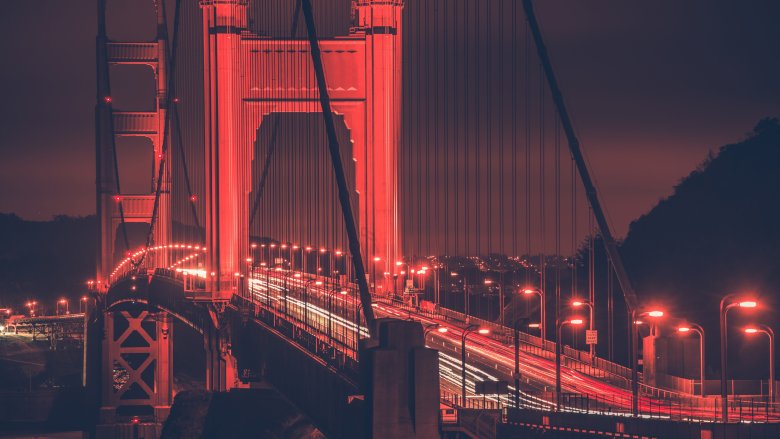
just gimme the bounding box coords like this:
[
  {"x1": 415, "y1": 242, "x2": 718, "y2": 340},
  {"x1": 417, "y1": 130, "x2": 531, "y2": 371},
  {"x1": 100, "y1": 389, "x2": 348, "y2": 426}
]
[{"x1": 502, "y1": 407, "x2": 780, "y2": 439}]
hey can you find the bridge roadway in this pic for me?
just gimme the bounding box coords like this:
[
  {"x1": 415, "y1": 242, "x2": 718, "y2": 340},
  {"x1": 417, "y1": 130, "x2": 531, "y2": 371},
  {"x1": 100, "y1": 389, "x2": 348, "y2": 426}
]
[{"x1": 234, "y1": 270, "x2": 779, "y2": 423}]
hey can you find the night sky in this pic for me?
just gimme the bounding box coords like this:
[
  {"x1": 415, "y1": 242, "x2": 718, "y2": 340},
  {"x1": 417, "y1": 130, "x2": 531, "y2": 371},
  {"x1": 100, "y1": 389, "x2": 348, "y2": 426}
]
[{"x1": 1, "y1": 0, "x2": 779, "y2": 240}]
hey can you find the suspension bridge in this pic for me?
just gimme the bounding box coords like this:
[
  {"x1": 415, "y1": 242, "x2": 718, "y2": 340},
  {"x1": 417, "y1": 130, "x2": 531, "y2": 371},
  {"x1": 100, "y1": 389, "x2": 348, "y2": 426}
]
[{"x1": 84, "y1": 0, "x2": 779, "y2": 437}]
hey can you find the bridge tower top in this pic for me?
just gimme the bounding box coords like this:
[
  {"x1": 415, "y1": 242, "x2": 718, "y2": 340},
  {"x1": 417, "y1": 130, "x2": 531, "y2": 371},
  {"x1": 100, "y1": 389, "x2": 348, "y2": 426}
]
[
  {"x1": 199, "y1": 0, "x2": 248, "y2": 30},
  {"x1": 353, "y1": 0, "x2": 404, "y2": 30}
]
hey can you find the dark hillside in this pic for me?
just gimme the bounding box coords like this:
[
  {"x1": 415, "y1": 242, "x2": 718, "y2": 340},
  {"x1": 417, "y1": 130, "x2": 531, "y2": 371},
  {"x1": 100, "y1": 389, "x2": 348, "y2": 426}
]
[{"x1": 621, "y1": 118, "x2": 780, "y2": 377}]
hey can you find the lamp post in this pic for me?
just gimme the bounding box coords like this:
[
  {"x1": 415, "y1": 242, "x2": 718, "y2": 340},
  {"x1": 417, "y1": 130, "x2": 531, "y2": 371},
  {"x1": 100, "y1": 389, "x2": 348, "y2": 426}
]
[
  {"x1": 556, "y1": 317, "x2": 585, "y2": 411},
  {"x1": 572, "y1": 299, "x2": 595, "y2": 362},
  {"x1": 630, "y1": 309, "x2": 664, "y2": 416},
  {"x1": 744, "y1": 325, "x2": 774, "y2": 404},
  {"x1": 423, "y1": 323, "x2": 448, "y2": 338},
  {"x1": 523, "y1": 288, "x2": 546, "y2": 342},
  {"x1": 514, "y1": 318, "x2": 529, "y2": 409},
  {"x1": 461, "y1": 325, "x2": 490, "y2": 406},
  {"x1": 719, "y1": 295, "x2": 757, "y2": 422},
  {"x1": 303, "y1": 279, "x2": 322, "y2": 327},
  {"x1": 304, "y1": 246, "x2": 313, "y2": 275},
  {"x1": 677, "y1": 323, "x2": 706, "y2": 397},
  {"x1": 57, "y1": 299, "x2": 69, "y2": 315},
  {"x1": 394, "y1": 261, "x2": 404, "y2": 299},
  {"x1": 80, "y1": 296, "x2": 89, "y2": 313},
  {"x1": 372, "y1": 256, "x2": 381, "y2": 296}
]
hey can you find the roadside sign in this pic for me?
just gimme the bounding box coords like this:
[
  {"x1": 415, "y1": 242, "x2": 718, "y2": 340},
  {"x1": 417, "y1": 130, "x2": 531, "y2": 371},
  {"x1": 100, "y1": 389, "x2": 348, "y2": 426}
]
[{"x1": 586, "y1": 329, "x2": 598, "y2": 345}]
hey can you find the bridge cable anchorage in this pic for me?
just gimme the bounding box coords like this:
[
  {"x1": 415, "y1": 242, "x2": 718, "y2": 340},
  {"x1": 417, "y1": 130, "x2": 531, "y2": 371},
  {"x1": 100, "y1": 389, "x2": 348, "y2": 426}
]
[{"x1": 300, "y1": 0, "x2": 376, "y2": 336}]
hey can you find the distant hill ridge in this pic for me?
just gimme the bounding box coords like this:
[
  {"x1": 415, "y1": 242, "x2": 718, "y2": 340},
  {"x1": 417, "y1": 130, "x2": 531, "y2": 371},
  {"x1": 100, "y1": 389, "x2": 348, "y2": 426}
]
[{"x1": 621, "y1": 117, "x2": 780, "y2": 309}]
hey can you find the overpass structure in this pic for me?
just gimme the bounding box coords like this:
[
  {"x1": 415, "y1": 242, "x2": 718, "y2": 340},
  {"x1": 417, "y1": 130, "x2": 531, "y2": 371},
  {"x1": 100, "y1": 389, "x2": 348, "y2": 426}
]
[{"x1": 85, "y1": 0, "x2": 778, "y2": 438}]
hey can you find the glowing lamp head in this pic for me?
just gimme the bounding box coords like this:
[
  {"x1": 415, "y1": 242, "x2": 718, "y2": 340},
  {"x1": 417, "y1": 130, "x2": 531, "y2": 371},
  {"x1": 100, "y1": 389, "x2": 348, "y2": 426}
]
[
  {"x1": 647, "y1": 310, "x2": 664, "y2": 318},
  {"x1": 571, "y1": 300, "x2": 585, "y2": 307},
  {"x1": 739, "y1": 301, "x2": 758, "y2": 308},
  {"x1": 373, "y1": 256, "x2": 381, "y2": 262},
  {"x1": 281, "y1": 244, "x2": 287, "y2": 249},
  {"x1": 528, "y1": 323, "x2": 541, "y2": 328},
  {"x1": 677, "y1": 327, "x2": 691, "y2": 333},
  {"x1": 305, "y1": 246, "x2": 312, "y2": 251},
  {"x1": 395, "y1": 261, "x2": 403, "y2": 266},
  {"x1": 270, "y1": 244, "x2": 276, "y2": 248},
  {"x1": 744, "y1": 327, "x2": 759, "y2": 334},
  {"x1": 58, "y1": 299, "x2": 67, "y2": 304},
  {"x1": 339, "y1": 290, "x2": 348, "y2": 295},
  {"x1": 319, "y1": 248, "x2": 327, "y2": 253},
  {"x1": 294, "y1": 273, "x2": 301, "y2": 278},
  {"x1": 81, "y1": 296, "x2": 88, "y2": 301},
  {"x1": 522, "y1": 289, "x2": 535, "y2": 295},
  {"x1": 251, "y1": 243, "x2": 258, "y2": 249},
  {"x1": 477, "y1": 328, "x2": 490, "y2": 335},
  {"x1": 437, "y1": 327, "x2": 449, "y2": 333},
  {"x1": 569, "y1": 319, "x2": 584, "y2": 325},
  {"x1": 484, "y1": 279, "x2": 493, "y2": 285},
  {"x1": 292, "y1": 245, "x2": 300, "y2": 250},
  {"x1": 315, "y1": 281, "x2": 323, "y2": 286}
]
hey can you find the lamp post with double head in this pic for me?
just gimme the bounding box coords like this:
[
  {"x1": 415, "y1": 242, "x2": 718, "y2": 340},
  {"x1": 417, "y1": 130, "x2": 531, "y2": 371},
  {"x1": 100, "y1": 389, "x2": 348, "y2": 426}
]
[
  {"x1": 523, "y1": 288, "x2": 546, "y2": 342},
  {"x1": 630, "y1": 309, "x2": 665, "y2": 416},
  {"x1": 719, "y1": 295, "x2": 758, "y2": 422},
  {"x1": 556, "y1": 317, "x2": 585, "y2": 411},
  {"x1": 461, "y1": 325, "x2": 490, "y2": 406},
  {"x1": 572, "y1": 299, "x2": 595, "y2": 362}
]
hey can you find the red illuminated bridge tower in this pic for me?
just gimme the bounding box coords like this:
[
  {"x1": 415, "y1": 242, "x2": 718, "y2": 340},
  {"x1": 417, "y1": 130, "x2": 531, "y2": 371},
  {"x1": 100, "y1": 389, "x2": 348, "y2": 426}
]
[{"x1": 201, "y1": 0, "x2": 404, "y2": 298}]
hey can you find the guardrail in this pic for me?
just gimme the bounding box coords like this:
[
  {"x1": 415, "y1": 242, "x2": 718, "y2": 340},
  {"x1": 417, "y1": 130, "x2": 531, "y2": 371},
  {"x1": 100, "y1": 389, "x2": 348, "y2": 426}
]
[{"x1": 233, "y1": 295, "x2": 361, "y2": 381}]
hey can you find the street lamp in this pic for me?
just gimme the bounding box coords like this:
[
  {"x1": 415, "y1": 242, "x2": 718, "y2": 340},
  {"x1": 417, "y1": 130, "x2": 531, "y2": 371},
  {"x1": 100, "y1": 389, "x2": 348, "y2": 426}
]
[
  {"x1": 372, "y1": 256, "x2": 382, "y2": 296},
  {"x1": 556, "y1": 317, "x2": 585, "y2": 411},
  {"x1": 513, "y1": 318, "x2": 530, "y2": 409},
  {"x1": 572, "y1": 299, "x2": 595, "y2": 362},
  {"x1": 303, "y1": 278, "x2": 322, "y2": 326},
  {"x1": 719, "y1": 295, "x2": 758, "y2": 422},
  {"x1": 677, "y1": 323, "x2": 706, "y2": 397},
  {"x1": 629, "y1": 308, "x2": 665, "y2": 416},
  {"x1": 461, "y1": 325, "x2": 490, "y2": 406},
  {"x1": 744, "y1": 325, "x2": 774, "y2": 404},
  {"x1": 26, "y1": 301, "x2": 37, "y2": 316},
  {"x1": 423, "y1": 323, "x2": 448, "y2": 337},
  {"x1": 523, "y1": 288, "x2": 546, "y2": 342},
  {"x1": 57, "y1": 299, "x2": 69, "y2": 315}
]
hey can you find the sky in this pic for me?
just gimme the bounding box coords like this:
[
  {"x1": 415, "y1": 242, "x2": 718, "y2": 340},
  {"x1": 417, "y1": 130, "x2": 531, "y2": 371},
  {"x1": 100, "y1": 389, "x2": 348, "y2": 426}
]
[{"x1": 0, "y1": 0, "x2": 778, "y2": 241}]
